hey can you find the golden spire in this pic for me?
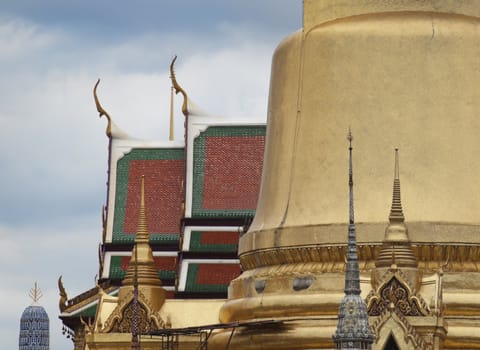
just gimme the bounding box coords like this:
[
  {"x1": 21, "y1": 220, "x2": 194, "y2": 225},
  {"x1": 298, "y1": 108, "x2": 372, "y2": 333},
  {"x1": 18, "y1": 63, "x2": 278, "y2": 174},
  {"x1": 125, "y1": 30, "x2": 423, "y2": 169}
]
[
  {"x1": 122, "y1": 176, "x2": 162, "y2": 288},
  {"x1": 29, "y1": 282, "x2": 43, "y2": 304},
  {"x1": 384, "y1": 148, "x2": 408, "y2": 242},
  {"x1": 388, "y1": 148, "x2": 405, "y2": 223},
  {"x1": 376, "y1": 148, "x2": 417, "y2": 269},
  {"x1": 93, "y1": 79, "x2": 112, "y2": 138}
]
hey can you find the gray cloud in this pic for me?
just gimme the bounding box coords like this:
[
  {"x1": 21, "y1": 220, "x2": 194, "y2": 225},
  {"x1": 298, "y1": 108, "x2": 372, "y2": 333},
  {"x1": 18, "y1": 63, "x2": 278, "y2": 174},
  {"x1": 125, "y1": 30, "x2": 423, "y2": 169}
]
[{"x1": 1, "y1": 0, "x2": 301, "y2": 40}]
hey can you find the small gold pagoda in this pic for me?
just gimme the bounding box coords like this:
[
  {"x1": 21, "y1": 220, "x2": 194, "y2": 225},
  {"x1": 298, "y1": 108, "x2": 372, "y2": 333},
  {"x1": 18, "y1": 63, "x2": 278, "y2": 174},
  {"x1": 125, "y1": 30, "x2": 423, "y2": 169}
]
[{"x1": 84, "y1": 176, "x2": 167, "y2": 349}]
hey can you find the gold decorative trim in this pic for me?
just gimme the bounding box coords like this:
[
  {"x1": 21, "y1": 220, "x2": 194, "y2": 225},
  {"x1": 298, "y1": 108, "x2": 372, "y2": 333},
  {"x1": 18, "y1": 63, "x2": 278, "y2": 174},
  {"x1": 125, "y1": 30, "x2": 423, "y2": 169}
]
[
  {"x1": 239, "y1": 244, "x2": 378, "y2": 271},
  {"x1": 370, "y1": 308, "x2": 427, "y2": 348},
  {"x1": 240, "y1": 244, "x2": 480, "y2": 272},
  {"x1": 102, "y1": 289, "x2": 166, "y2": 333},
  {"x1": 80, "y1": 315, "x2": 94, "y2": 334},
  {"x1": 367, "y1": 272, "x2": 431, "y2": 317}
]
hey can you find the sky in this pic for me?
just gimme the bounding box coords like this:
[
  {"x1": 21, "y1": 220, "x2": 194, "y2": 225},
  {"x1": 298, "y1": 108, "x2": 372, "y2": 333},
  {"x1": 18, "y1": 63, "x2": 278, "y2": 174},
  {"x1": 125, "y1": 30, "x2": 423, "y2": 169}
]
[{"x1": 0, "y1": 1, "x2": 302, "y2": 349}]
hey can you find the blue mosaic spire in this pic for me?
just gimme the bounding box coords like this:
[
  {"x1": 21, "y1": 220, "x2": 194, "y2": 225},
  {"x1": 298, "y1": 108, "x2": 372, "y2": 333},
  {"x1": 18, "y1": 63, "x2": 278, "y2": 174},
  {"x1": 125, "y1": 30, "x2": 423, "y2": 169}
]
[
  {"x1": 332, "y1": 130, "x2": 374, "y2": 350},
  {"x1": 19, "y1": 283, "x2": 49, "y2": 350}
]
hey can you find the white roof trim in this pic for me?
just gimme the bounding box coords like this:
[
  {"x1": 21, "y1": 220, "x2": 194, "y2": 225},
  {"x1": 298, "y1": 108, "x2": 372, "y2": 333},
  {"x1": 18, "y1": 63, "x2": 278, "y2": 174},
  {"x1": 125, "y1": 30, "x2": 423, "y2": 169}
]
[
  {"x1": 182, "y1": 226, "x2": 242, "y2": 251},
  {"x1": 177, "y1": 258, "x2": 239, "y2": 292},
  {"x1": 101, "y1": 251, "x2": 178, "y2": 279}
]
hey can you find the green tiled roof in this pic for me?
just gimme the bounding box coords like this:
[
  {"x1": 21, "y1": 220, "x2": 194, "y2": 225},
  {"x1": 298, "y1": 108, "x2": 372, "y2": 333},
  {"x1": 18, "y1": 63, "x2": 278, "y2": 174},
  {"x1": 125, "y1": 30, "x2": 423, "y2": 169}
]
[{"x1": 66, "y1": 290, "x2": 118, "y2": 318}]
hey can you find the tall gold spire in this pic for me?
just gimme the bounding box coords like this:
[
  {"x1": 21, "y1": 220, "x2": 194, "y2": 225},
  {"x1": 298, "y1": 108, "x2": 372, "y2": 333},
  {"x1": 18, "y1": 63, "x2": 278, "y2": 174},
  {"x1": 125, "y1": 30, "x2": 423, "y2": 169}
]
[
  {"x1": 388, "y1": 148, "x2": 405, "y2": 223},
  {"x1": 376, "y1": 149, "x2": 417, "y2": 269},
  {"x1": 122, "y1": 176, "x2": 162, "y2": 288}
]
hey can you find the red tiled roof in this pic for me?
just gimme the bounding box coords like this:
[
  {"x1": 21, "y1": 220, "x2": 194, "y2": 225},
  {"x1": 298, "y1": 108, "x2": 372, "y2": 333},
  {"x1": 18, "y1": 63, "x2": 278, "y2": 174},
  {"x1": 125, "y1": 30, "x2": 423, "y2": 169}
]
[
  {"x1": 124, "y1": 159, "x2": 184, "y2": 234},
  {"x1": 200, "y1": 231, "x2": 239, "y2": 245},
  {"x1": 195, "y1": 264, "x2": 241, "y2": 285},
  {"x1": 202, "y1": 136, "x2": 264, "y2": 211},
  {"x1": 120, "y1": 256, "x2": 177, "y2": 272}
]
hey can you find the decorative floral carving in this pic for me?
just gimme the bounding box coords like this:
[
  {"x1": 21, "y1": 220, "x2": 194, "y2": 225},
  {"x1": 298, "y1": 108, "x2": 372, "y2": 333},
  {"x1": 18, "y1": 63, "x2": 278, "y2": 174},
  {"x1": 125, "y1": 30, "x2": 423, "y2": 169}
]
[
  {"x1": 102, "y1": 289, "x2": 166, "y2": 333},
  {"x1": 367, "y1": 276, "x2": 430, "y2": 317},
  {"x1": 240, "y1": 243, "x2": 480, "y2": 273},
  {"x1": 110, "y1": 302, "x2": 157, "y2": 334}
]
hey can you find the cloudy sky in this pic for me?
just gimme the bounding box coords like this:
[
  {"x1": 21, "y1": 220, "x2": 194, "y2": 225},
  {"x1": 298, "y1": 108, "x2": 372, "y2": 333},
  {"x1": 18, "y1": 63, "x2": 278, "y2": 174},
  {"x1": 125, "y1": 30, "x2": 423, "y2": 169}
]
[{"x1": 0, "y1": 1, "x2": 302, "y2": 349}]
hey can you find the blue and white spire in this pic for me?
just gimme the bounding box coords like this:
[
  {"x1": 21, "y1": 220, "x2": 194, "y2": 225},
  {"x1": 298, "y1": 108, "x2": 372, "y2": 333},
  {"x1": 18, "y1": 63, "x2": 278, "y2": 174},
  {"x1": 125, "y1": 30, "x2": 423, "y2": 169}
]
[{"x1": 19, "y1": 282, "x2": 49, "y2": 350}]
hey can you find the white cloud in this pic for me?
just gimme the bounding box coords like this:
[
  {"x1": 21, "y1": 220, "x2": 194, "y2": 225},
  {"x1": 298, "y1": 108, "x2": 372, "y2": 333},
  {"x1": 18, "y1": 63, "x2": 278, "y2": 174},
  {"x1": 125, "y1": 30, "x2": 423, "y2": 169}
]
[
  {"x1": 0, "y1": 4, "x2": 297, "y2": 349},
  {"x1": 0, "y1": 17, "x2": 61, "y2": 59}
]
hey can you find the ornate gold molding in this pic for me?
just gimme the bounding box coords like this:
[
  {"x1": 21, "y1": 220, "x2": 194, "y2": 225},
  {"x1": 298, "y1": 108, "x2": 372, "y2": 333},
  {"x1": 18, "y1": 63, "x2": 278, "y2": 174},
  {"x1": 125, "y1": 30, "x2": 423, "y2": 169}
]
[
  {"x1": 102, "y1": 289, "x2": 166, "y2": 334},
  {"x1": 367, "y1": 274, "x2": 431, "y2": 317},
  {"x1": 240, "y1": 244, "x2": 480, "y2": 273},
  {"x1": 370, "y1": 309, "x2": 427, "y2": 349},
  {"x1": 240, "y1": 244, "x2": 379, "y2": 271}
]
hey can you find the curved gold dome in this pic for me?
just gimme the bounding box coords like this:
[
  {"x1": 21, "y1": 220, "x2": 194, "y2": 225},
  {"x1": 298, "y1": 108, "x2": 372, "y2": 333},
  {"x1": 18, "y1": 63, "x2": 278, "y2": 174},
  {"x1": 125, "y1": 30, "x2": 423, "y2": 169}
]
[
  {"x1": 245, "y1": 11, "x2": 480, "y2": 254},
  {"x1": 237, "y1": 2, "x2": 480, "y2": 271},
  {"x1": 214, "y1": 2, "x2": 480, "y2": 349}
]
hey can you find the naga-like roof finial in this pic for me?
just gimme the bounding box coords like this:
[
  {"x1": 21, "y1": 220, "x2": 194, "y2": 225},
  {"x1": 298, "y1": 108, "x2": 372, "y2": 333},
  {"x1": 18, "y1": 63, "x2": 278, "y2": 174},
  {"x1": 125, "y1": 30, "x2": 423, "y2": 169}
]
[
  {"x1": 170, "y1": 55, "x2": 189, "y2": 118},
  {"x1": 58, "y1": 276, "x2": 68, "y2": 312},
  {"x1": 93, "y1": 79, "x2": 112, "y2": 138}
]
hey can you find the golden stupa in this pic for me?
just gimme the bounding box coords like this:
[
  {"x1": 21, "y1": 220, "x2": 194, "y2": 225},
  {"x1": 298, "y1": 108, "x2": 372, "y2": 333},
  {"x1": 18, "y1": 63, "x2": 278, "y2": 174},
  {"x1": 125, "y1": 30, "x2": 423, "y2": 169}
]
[
  {"x1": 215, "y1": 1, "x2": 480, "y2": 349},
  {"x1": 62, "y1": 1, "x2": 480, "y2": 349}
]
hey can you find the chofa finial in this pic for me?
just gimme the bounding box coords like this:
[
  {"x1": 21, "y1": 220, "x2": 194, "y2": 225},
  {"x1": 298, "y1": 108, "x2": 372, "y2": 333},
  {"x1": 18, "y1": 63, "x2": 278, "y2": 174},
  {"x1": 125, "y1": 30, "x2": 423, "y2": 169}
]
[
  {"x1": 169, "y1": 55, "x2": 189, "y2": 118},
  {"x1": 93, "y1": 79, "x2": 112, "y2": 138}
]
